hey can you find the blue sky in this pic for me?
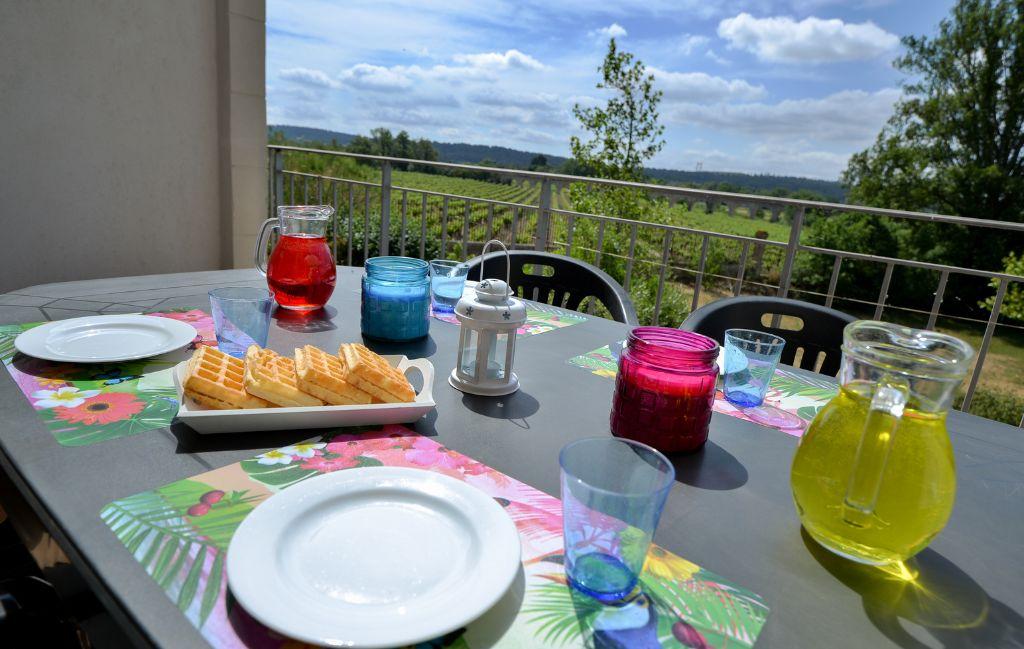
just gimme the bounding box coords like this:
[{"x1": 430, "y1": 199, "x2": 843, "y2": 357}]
[{"x1": 267, "y1": 0, "x2": 955, "y2": 180}]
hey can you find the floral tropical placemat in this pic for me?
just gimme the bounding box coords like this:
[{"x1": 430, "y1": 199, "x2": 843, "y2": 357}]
[
  {"x1": 568, "y1": 341, "x2": 838, "y2": 437},
  {"x1": 101, "y1": 426, "x2": 769, "y2": 648},
  {"x1": 432, "y1": 302, "x2": 587, "y2": 337},
  {"x1": 0, "y1": 309, "x2": 214, "y2": 447}
]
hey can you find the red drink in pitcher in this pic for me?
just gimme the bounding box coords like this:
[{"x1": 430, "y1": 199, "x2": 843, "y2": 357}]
[
  {"x1": 256, "y1": 206, "x2": 337, "y2": 311},
  {"x1": 266, "y1": 234, "x2": 336, "y2": 310}
]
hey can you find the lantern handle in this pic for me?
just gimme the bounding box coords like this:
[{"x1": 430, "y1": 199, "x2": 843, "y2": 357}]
[{"x1": 480, "y1": 239, "x2": 511, "y2": 299}]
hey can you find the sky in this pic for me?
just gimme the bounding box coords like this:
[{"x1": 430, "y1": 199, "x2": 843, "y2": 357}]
[{"x1": 266, "y1": 0, "x2": 956, "y2": 180}]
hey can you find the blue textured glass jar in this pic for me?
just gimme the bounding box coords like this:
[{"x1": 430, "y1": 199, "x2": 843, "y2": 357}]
[{"x1": 361, "y1": 256, "x2": 430, "y2": 341}]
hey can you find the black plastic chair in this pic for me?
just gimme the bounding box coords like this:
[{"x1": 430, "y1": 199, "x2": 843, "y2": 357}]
[
  {"x1": 465, "y1": 251, "x2": 639, "y2": 325},
  {"x1": 679, "y1": 296, "x2": 856, "y2": 375}
]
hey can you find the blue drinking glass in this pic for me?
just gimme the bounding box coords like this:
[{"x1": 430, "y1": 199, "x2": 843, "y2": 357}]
[
  {"x1": 722, "y1": 328, "x2": 786, "y2": 407},
  {"x1": 560, "y1": 437, "x2": 675, "y2": 602},
  {"x1": 208, "y1": 287, "x2": 273, "y2": 357},
  {"x1": 429, "y1": 259, "x2": 470, "y2": 313}
]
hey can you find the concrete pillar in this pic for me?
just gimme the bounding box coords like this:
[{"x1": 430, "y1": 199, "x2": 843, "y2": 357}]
[{"x1": 218, "y1": 0, "x2": 267, "y2": 269}]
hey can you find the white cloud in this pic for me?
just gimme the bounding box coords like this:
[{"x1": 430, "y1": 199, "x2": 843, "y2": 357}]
[
  {"x1": 669, "y1": 88, "x2": 900, "y2": 142},
  {"x1": 649, "y1": 67, "x2": 766, "y2": 103},
  {"x1": 717, "y1": 13, "x2": 899, "y2": 63},
  {"x1": 452, "y1": 49, "x2": 545, "y2": 71},
  {"x1": 705, "y1": 49, "x2": 731, "y2": 66},
  {"x1": 337, "y1": 50, "x2": 546, "y2": 93},
  {"x1": 470, "y1": 90, "x2": 560, "y2": 110},
  {"x1": 279, "y1": 67, "x2": 340, "y2": 89},
  {"x1": 591, "y1": 23, "x2": 628, "y2": 39},
  {"x1": 373, "y1": 106, "x2": 452, "y2": 128},
  {"x1": 339, "y1": 63, "x2": 414, "y2": 91},
  {"x1": 678, "y1": 34, "x2": 710, "y2": 55}
]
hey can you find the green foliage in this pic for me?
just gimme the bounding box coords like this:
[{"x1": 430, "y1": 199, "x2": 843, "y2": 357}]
[
  {"x1": 961, "y1": 386, "x2": 1024, "y2": 424},
  {"x1": 632, "y1": 273, "x2": 691, "y2": 328},
  {"x1": 528, "y1": 154, "x2": 549, "y2": 171},
  {"x1": 101, "y1": 480, "x2": 257, "y2": 628},
  {"x1": 981, "y1": 252, "x2": 1024, "y2": 320},
  {"x1": 571, "y1": 38, "x2": 664, "y2": 181},
  {"x1": 793, "y1": 213, "x2": 900, "y2": 302},
  {"x1": 843, "y1": 0, "x2": 1024, "y2": 283}
]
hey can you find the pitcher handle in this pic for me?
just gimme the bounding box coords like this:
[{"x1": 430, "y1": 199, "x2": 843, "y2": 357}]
[
  {"x1": 842, "y1": 377, "x2": 909, "y2": 527},
  {"x1": 254, "y1": 218, "x2": 278, "y2": 277}
]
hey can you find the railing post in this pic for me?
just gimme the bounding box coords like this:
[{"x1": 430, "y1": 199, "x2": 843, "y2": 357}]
[
  {"x1": 777, "y1": 206, "x2": 804, "y2": 299},
  {"x1": 536, "y1": 178, "x2": 552, "y2": 251},
  {"x1": 961, "y1": 277, "x2": 1007, "y2": 412},
  {"x1": 380, "y1": 161, "x2": 392, "y2": 256},
  {"x1": 273, "y1": 150, "x2": 283, "y2": 218}
]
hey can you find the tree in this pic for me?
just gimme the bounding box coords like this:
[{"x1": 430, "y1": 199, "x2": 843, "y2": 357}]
[
  {"x1": 347, "y1": 134, "x2": 374, "y2": 155},
  {"x1": 394, "y1": 130, "x2": 413, "y2": 158},
  {"x1": 843, "y1": 0, "x2": 1024, "y2": 277},
  {"x1": 568, "y1": 38, "x2": 665, "y2": 222},
  {"x1": 529, "y1": 154, "x2": 549, "y2": 171},
  {"x1": 369, "y1": 127, "x2": 394, "y2": 156},
  {"x1": 570, "y1": 38, "x2": 664, "y2": 182}
]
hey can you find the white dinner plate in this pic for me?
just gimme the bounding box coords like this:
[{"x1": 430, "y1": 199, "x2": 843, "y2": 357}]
[
  {"x1": 227, "y1": 467, "x2": 521, "y2": 648},
  {"x1": 14, "y1": 315, "x2": 198, "y2": 363},
  {"x1": 172, "y1": 355, "x2": 436, "y2": 433}
]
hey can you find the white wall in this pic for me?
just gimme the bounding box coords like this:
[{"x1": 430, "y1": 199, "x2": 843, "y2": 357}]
[{"x1": 0, "y1": 0, "x2": 266, "y2": 293}]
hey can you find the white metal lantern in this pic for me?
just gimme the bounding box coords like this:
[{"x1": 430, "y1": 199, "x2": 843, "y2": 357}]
[{"x1": 449, "y1": 240, "x2": 528, "y2": 396}]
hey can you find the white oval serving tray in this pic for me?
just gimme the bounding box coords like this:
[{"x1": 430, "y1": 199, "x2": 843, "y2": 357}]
[{"x1": 172, "y1": 355, "x2": 435, "y2": 434}]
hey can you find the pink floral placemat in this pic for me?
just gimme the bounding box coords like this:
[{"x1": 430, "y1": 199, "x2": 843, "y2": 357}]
[
  {"x1": 0, "y1": 309, "x2": 214, "y2": 446},
  {"x1": 567, "y1": 341, "x2": 838, "y2": 438},
  {"x1": 101, "y1": 426, "x2": 769, "y2": 648}
]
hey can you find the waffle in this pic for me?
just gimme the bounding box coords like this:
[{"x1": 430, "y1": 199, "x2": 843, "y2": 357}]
[
  {"x1": 338, "y1": 343, "x2": 416, "y2": 403},
  {"x1": 294, "y1": 345, "x2": 374, "y2": 405},
  {"x1": 183, "y1": 346, "x2": 269, "y2": 410},
  {"x1": 244, "y1": 346, "x2": 324, "y2": 408}
]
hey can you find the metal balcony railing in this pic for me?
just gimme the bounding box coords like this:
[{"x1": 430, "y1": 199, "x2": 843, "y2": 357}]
[{"x1": 267, "y1": 144, "x2": 1024, "y2": 426}]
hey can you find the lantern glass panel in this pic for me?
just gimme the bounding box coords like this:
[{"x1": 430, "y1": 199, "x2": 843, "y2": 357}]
[
  {"x1": 489, "y1": 332, "x2": 510, "y2": 380},
  {"x1": 460, "y1": 329, "x2": 479, "y2": 378}
]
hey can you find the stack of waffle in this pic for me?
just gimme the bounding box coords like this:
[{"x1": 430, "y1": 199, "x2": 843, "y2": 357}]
[{"x1": 181, "y1": 343, "x2": 416, "y2": 410}]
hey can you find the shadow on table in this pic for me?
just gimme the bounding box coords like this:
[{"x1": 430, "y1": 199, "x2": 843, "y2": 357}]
[
  {"x1": 225, "y1": 564, "x2": 527, "y2": 646},
  {"x1": 272, "y1": 305, "x2": 337, "y2": 333},
  {"x1": 460, "y1": 390, "x2": 540, "y2": 427},
  {"x1": 668, "y1": 441, "x2": 748, "y2": 491},
  {"x1": 166, "y1": 421, "x2": 332, "y2": 463},
  {"x1": 802, "y1": 528, "x2": 1024, "y2": 648},
  {"x1": 362, "y1": 333, "x2": 438, "y2": 359}
]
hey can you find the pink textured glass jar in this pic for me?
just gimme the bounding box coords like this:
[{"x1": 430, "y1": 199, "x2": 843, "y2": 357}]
[{"x1": 610, "y1": 327, "x2": 719, "y2": 453}]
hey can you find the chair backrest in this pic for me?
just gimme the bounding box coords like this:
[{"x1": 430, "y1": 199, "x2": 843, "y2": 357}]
[
  {"x1": 465, "y1": 251, "x2": 639, "y2": 325},
  {"x1": 679, "y1": 296, "x2": 856, "y2": 375}
]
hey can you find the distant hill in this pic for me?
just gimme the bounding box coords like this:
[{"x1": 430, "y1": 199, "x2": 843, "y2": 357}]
[{"x1": 269, "y1": 124, "x2": 846, "y2": 201}]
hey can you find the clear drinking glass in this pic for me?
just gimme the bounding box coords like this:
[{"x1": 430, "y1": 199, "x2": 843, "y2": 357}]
[
  {"x1": 723, "y1": 329, "x2": 786, "y2": 407},
  {"x1": 560, "y1": 437, "x2": 675, "y2": 602},
  {"x1": 208, "y1": 287, "x2": 273, "y2": 357},
  {"x1": 429, "y1": 260, "x2": 470, "y2": 313}
]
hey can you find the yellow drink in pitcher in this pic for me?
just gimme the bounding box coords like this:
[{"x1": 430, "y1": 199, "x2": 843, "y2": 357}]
[{"x1": 791, "y1": 383, "x2": 957, "y2": 565}]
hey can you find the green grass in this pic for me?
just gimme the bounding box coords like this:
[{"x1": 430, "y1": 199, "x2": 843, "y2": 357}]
[{"x1": 670, "y1": 208, "x2": 791, "y2": 241}]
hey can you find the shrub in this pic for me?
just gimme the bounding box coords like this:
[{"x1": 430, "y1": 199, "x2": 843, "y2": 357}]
[
  {"x1": 959, "y1": 387, "x2": 1024, "y2": 426},
  {"x1": 793, "y1": 213, "x2": 899, "y2": 302}
]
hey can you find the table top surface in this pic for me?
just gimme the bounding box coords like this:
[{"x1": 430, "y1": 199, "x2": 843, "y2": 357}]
[{"x1": 0, "y1": 268, "x2": 1022, "y2": 649}]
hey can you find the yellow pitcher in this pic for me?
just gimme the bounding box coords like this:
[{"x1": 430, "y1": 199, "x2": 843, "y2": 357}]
[{"x1": 791, "y1": 321, "x2": 975, "y2": 566}]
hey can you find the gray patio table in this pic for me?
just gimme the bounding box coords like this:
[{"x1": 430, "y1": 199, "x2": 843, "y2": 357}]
[{"x1": 0, "y1": 268, "x2": 1021, "y2": 648}]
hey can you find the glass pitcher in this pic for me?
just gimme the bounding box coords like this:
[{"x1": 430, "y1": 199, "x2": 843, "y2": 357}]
[
  {"x1": 790, "y1": 321, "x2": 974, "y2": 566},
  {"x1": 255, "y1": 205, "x2": 336, "y2": 311}
]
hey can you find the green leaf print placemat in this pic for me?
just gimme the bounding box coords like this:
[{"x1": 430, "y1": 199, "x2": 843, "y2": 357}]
[
  {"x1": 101, "y1": 426, "x2": 769, "y2": 648},
  {"x1": 1, "y1": 309, "x2": 214, "y2": 446}
]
